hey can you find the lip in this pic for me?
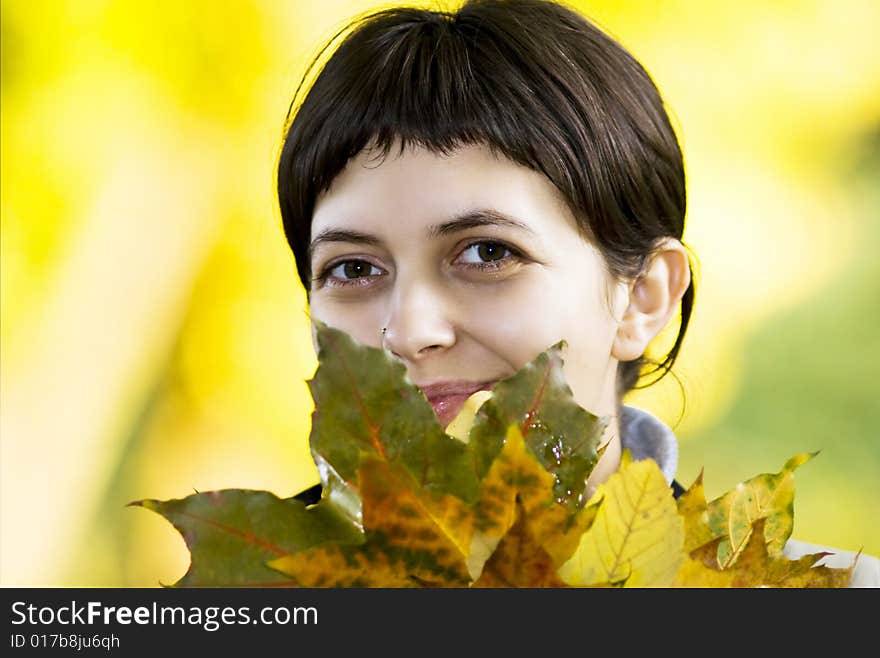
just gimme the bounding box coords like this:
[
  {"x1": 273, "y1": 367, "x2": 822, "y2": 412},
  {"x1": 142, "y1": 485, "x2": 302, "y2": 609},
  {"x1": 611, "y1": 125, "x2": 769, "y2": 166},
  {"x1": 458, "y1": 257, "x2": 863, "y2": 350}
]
[{"x1": 416, "y1": 380, "x2": 496, "y2": 428}]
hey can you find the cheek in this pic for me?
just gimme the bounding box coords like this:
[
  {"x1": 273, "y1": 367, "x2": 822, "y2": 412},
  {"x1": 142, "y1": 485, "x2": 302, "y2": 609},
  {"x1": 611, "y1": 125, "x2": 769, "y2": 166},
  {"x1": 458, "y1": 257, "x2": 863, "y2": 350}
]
[
  {"x1": 555, "y1": 283, "x2": 620, "y2": 409},
  {"x1": 458, "y1": 276, "x2": 561, "y2": 360},
  {"x1": 308, "y1": 296, "x2": 385, "y2": 349},
  {"x1": 460, "y1": 270, "x2": 619, "y2": 409},
  {"x1": 560, "y1": 323, "x2": 618, "y2": 413}
]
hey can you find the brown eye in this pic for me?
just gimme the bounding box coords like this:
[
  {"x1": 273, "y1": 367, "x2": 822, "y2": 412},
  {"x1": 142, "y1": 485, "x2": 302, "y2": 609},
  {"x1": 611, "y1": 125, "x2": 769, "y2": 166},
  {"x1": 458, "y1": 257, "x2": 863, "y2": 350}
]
[
  {"x1": 341, "y1": 261, "x2": 373, "y2": 278},
  {"x1": 477, "y1": 242, "x2": 505, "y2": 261},
  {"x1": 459, "y1": 241, "x2": 512, "y2": 264},
  {"x1": 316, "y1": 259, "x2": 385, "y2": 288}
]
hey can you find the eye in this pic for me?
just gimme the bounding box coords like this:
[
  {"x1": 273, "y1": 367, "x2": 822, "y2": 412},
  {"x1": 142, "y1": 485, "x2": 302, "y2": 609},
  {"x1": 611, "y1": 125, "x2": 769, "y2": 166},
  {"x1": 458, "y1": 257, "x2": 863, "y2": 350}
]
[
  {"x1": 317, "y1": 259, "x2": 384, "y2": 287},
  {"x1": 456, "y1": 241, "x2": 519, "y2": 268}
]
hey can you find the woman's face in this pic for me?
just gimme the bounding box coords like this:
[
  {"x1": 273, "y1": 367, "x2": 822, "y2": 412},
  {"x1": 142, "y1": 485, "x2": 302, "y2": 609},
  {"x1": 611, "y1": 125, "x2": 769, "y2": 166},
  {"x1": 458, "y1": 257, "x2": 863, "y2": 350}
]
[{"x1": 308, "y1": 142, "x2": 628, "y2": 430}]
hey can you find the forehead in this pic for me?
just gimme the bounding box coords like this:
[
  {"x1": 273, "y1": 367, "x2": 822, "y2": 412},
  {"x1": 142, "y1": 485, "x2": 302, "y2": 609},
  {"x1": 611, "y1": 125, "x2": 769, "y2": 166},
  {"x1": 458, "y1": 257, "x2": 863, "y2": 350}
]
[{"x1": 310, "y1": 142, "x2": 580, "y2": 239}]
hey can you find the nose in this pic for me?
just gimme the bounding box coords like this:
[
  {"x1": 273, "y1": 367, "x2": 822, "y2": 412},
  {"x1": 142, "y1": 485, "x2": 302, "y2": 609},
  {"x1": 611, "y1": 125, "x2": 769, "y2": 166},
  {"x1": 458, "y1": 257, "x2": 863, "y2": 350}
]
[{"x1": 382, "y1": 278, "x2": 456, "y2": 361}]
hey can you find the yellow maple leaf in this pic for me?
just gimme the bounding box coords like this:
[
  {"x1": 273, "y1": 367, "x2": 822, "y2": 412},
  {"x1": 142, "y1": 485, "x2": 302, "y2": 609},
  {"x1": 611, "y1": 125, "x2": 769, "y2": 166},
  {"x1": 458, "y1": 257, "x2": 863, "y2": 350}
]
[
  {"x1": 557, "y1": 453, "x2": 685, "y2": 587},
  {"x1": 674, "y1": 518, "x2": 855, "y2": 587}
]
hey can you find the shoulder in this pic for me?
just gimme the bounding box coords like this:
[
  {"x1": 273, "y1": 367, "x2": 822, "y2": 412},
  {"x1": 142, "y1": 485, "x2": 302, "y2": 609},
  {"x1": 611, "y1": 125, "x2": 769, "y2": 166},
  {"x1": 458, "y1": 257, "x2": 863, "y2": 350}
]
[
  {"x1": 620, "y1": 405, "x2": 679, "y2": 484},
  {"x1": 783, "y1": 539, "x2": 880, "y2": 588}
]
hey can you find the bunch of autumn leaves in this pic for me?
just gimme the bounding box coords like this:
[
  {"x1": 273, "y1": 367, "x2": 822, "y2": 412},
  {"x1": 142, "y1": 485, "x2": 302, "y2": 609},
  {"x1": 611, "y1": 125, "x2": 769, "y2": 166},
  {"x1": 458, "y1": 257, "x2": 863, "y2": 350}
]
[{"x1": 134, "y1": 324, "x2": 854, "y2": 587}]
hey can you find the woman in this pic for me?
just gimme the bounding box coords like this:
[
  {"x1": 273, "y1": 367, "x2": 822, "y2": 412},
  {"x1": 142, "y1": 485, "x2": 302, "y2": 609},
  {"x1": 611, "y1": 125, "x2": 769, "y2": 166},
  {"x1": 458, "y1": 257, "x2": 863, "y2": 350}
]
[{"x1": 276, "y1": 0, "x2": 877, "y2": 585}]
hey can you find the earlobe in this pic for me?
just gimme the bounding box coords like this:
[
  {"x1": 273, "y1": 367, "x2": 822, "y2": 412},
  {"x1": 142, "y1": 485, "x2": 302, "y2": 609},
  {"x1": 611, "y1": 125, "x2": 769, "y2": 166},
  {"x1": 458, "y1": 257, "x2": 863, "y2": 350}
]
[{"x1": 611, "y1": 239, "x2": 691, "y2": 362}]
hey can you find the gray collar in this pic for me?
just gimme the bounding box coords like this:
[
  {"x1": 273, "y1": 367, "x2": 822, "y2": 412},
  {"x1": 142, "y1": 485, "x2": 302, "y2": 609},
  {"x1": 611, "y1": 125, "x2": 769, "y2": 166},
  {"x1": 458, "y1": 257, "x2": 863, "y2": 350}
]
[{"x1": 619, "y1": 405, "x2": 679, "y2": 483}]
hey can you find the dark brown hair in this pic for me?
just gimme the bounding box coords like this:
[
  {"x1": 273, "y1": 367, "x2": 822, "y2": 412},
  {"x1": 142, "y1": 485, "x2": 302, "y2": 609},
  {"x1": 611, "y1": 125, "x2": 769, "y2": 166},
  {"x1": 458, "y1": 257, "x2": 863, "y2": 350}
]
[{"x1": 277, "y1": 0, "x2": 694, "y2": 394}]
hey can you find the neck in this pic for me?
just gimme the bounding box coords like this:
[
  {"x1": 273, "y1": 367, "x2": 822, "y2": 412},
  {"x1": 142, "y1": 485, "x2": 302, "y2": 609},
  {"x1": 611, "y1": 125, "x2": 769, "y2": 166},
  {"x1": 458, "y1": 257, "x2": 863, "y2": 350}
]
[{"x1": 584, "y1": 412, "x2": 622, "y2": 500}]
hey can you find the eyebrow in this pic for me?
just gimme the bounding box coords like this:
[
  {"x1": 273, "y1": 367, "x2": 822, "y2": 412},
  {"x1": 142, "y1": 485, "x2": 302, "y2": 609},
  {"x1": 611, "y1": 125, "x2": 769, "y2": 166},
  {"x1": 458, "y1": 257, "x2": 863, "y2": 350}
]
[{"x1": 309, "y1": 208, "x2": 536, "y2": 261}]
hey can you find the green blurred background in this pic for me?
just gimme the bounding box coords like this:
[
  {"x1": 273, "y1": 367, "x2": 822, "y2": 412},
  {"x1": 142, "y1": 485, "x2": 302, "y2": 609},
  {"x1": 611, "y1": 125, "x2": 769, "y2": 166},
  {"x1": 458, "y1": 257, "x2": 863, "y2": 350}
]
[{"x1": 2, "y1": 0, "x2": 878, "y2": 586}]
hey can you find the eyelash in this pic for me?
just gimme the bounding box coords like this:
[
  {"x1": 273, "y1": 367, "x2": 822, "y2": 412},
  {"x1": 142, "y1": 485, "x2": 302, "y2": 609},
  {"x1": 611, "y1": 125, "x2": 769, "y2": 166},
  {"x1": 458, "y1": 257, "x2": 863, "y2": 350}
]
[{"x1": 314, "y1": 240, "x2": 524, "y2": 288}]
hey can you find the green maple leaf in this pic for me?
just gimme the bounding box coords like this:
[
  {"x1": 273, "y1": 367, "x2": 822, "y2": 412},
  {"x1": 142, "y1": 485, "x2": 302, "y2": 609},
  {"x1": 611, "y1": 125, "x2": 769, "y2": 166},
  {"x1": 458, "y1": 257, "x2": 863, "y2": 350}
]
[
  {"x1": 467, "y1": 340, "x2": 605, "y2": 512},
  {"x1": 129, "y1": 491, "x2": 362, "y2": 587}
]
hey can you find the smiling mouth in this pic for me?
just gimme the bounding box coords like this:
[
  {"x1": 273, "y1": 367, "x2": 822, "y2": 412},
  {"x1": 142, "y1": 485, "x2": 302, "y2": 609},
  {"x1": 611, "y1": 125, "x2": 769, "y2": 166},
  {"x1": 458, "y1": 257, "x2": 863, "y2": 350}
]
[
  {"x1": 418, "y1": 381, "x2": 497, "y2": 428},
  {"x1": 429, "y1": 394, "x2": 480, "y2": 428}
]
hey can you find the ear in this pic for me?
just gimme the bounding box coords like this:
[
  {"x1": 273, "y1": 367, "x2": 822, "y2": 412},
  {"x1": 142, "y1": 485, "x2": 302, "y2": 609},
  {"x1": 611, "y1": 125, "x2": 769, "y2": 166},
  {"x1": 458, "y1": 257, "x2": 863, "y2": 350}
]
[{"x1": 612, "y1": 238, "x2": 691, "y2": 362}]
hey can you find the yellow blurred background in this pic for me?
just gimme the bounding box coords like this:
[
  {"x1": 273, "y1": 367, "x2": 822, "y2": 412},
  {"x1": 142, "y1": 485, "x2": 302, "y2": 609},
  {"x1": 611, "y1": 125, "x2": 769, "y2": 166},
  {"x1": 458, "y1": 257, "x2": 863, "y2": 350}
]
[{"x1": 2, "y1": 0, "x2": 878, "y2": 586}]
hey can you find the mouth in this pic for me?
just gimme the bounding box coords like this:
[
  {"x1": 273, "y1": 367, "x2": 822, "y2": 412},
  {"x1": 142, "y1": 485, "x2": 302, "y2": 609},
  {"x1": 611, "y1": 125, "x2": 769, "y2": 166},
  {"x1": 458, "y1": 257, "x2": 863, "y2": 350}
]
[{"x1": 417, "y1": 380, "x2": 497, "y2": 428}]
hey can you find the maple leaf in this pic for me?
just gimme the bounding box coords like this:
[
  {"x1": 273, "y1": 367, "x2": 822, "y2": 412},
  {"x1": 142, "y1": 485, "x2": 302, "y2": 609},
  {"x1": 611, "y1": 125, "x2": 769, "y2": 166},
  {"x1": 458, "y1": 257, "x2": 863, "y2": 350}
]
[
  {"x1": 672, "y1": 455, "x2": 856, "y2": 586},
  {"x1": 128, "y1": 490, "x2": 362, "y2": 587},
  {"x1": 133, "y1": 323, "x2": 605, "y2": 587},
  {"x1": 678, "y1": 453, "x2": 815, "y2": 568},
  {"x1": 674, "y1": 518, "x2": 856, "y2": 587},
  {"x1": 557, "y1": 453, "x2": 685, "y2": 587},
  {"x1": 131, "y1": 323, "x2": 856, "y2": 588}
]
